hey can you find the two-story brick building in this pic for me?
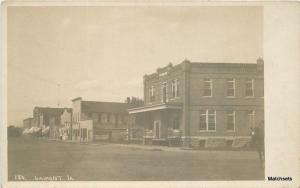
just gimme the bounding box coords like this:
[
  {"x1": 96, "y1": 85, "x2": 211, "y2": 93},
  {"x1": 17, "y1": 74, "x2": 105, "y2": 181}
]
[
  {"x1": 71, "y1": 97, "x2": 132, "y2": 142},
  {"x1": 128, "y1": 59, "x2": 264, "y2": 148}
]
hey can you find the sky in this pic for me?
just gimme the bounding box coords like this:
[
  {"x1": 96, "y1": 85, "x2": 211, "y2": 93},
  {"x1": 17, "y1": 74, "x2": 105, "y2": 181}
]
[{"x1": 7, "y1": 6, "x2": 263, "y2": 126}]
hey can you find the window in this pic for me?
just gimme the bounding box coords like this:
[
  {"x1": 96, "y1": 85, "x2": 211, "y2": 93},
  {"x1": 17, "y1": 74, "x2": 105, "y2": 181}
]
[
  {"x1": 246, "y1": 79, "x2": 254, "y2": 97},
  {"x1": 149, "y1": 86, "x2": 155, "y2": 103},
  {"x1": 227, "y1": 79, "x2": 235, "y2": 97},
  {"x1": 203, "y1": 79, "x2": 212, "y2": 97},
  {"x1": 107, "y1": 113, "x2": 111, "y2": 123},
  {"x1": 171, "y1": 79, "x2": 180, "y2": 98},
  {"x1": 102, "y1": 113, "x2": 108, "y2": 123},
  {"x1": 199, "y1": 110, "x2": 216, "y2": 131},
  {"x1": 248, "y1": 110, "x2": 255, "y2": 129},
  {"x1": 98, "y1": 113, "x2": 101, "y2": 122},
  {"x1": 119, "y1": 114, "x2": 124, "y2": 124},
  {"x1": 226, "y1": 111, "x2": 235, "y2": 131},
  {"x1": 199, "y1": 111, "x2": 207, "y2": 131},
  {"x1": 110, "y1": 114, "x2": 116, "y2": 124},
  {"x1": 161, "y1": 82, "x2": 167, "y2": 103}
]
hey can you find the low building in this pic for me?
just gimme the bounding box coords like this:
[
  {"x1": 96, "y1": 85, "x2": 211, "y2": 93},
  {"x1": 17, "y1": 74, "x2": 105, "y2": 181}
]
[
  {"x1": 32, "y1": 107, "x2": 64, "y2": 128},
  {"x1": 23, "y1": 117, "x2": 34, "y2": 129},
  {"x1": 128, "y1": 59, "x2": 264, "y2": 148},
  {"x1": 71, "y1": 97, "x2": 133, "y2": 142},
  {"x1": 32, "y1": 107, "x2": 72, "y2": 139}
]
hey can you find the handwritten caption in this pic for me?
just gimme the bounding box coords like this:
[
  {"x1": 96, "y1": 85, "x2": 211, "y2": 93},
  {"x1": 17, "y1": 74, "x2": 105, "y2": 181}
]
[{"x1": 14, "y1": 174, "x2": 75, "y2": 181}]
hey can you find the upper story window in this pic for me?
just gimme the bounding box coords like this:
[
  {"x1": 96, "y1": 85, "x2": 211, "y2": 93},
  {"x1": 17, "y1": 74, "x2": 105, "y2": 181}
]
[
  {"x1": 199, "y1": 110, "x2": 216, "y2": 131},
  {"x1": 102, "y1": 113, "x2": 108, "y2": 123},
  {"x1": 98, "y1": 113, "x2": 101, "y2": 122},
  {"x1": 203, "y1": 79, "x2": 212, "y2": 97},
  {"x1": 148, "y1": 86, "x2": 155, "y2": 103},
  {"x1": 107, "y1": 113, "x2": 111, "y2": 123},
  {"x1": 161, "y1": 82, "x2": 168, "y2": 103},
  {"x1": 171, "y1": 79, "x2": 180, "y2": 98},
  {"x1": 226, "y1": 111, "x2": 235, "y2": 131},
  {"x1": 110, "y1": 114, "x2": 116, "y2": 124},
  {"x1": 245, "y1": 79, "x2": 254, "y2": 97},
  {"x1": 227, "y1": 79, "x2": 235, "y2": 97},
  {"x1": 118, "y1": 114, "x2": 123, "y2": 124}
]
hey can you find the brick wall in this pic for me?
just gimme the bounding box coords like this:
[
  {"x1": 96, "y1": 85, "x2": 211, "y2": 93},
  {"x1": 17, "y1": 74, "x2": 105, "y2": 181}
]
[{"x1": 188, "y1": 63, "x2": 264, "y2": 138}]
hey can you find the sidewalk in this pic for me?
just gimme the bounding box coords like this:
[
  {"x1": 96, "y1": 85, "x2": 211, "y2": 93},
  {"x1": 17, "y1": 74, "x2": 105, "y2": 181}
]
[
  {"x1": 47, "y1": 138, "x2": 255, "y2": 155},
  {"x1": 48, "y1": 138, "x2": 192, "y2": 152}
]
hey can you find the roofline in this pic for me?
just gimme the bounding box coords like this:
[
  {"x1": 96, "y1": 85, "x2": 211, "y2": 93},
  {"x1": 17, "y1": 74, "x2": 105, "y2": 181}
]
[
  {"x1": 190, "y1": 62, "x2": 257, "y2": 65},
  {"x1": 144, "y1": 60, "x2": 262, "y2": 79},
  {"x1": 72, "y1": 97, "x2": 82, "y2": 102},
  {"x1": 82, "y1": 100, "x2": 127, "y2": 105}
]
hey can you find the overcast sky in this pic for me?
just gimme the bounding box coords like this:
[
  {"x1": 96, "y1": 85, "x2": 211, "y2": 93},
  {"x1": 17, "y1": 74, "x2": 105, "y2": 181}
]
[{"x1": 7, "y1": 6, "x2": 262, "y2": 126}]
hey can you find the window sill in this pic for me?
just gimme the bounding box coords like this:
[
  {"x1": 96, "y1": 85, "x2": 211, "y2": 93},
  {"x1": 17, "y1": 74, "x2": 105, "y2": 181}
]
[{"x1": 198, "y1": 130, "x2": 216, "y2": 132}]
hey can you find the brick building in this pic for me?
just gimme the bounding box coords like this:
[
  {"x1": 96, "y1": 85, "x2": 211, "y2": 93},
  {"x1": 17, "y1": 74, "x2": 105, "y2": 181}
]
[
  {"x1": 71, "y1": 97, "x2": 133, "y2": 142},
  {"x1": 128, "y1": 59, "x2": 264, "y2": 148}
]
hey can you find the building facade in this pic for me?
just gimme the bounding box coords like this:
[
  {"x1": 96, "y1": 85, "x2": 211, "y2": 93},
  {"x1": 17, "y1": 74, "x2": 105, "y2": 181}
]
[
  {"x1": 60, "y1": 108, "x2": 72, "y2": 140},
  {"x1": 71, "y1": 97, "x2": 133, "y2": 142},
  {"x1": 32, "y1": 107, "x2": 64, "y2": 128},
  {"x1": 128, "y1": 59, "x2": 264, "y2": 148},
  {"x1": 23, "y1": 117, "x2": 34, "y2": 129}
]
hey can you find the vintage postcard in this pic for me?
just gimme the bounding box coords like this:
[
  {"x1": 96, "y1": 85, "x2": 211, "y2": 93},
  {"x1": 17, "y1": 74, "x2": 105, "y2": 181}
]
[{"x1": 1, "y1": 1, "x2": 299, "y2": 188}]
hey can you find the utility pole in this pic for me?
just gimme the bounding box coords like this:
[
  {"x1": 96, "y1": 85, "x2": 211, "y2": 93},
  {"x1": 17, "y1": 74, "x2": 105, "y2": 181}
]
[{"x1": 57, "y1": 83, "x2": 60, "y2": 107}]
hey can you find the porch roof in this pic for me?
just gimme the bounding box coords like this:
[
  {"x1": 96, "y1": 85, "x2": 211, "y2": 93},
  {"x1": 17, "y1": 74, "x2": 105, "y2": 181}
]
[{"x1": 128, "y1": 103, "x2": 182, "y2": 114}]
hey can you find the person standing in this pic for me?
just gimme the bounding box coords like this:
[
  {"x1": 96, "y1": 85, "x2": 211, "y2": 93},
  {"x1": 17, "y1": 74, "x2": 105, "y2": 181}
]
[{"x1": 251, "y1": 120, "x2": 265, "y2": 168}]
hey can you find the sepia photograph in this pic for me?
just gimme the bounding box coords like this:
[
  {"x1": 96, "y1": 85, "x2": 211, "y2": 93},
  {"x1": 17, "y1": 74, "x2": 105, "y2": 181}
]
[{"x1": 2, "y1": 1, "x2": 299, "y2": 187}]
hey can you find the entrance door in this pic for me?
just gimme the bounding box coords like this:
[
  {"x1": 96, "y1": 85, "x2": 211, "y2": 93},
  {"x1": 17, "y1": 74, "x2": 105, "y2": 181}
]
[{"x1": 153, "y1": 120, "x2": 161, "y2": 138}]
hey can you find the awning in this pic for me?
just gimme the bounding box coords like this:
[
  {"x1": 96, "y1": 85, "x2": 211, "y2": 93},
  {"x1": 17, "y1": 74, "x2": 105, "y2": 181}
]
[{"x1": 128, "y1": 103, "x2": 182, "y2": 114}]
